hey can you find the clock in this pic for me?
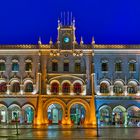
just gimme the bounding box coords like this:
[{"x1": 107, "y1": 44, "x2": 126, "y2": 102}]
[{"x1": 63, "y1": 37, "x2": 70, "y2": 43}]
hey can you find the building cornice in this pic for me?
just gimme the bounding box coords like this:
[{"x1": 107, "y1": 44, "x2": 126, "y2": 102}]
[{"x1": 95, "y1": 95, "x2": 140, "y2": 100}]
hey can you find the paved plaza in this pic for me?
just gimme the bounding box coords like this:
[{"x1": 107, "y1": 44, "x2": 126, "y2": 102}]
[{"x1": 0, "y1": 125, "x2": 139, "y2": 140}]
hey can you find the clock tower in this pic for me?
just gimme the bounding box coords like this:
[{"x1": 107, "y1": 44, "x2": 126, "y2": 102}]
[{"x1": 57, "y1": 12, "x2": 76, "y2": 50}]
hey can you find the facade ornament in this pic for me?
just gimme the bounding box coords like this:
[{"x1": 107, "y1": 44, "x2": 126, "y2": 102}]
[
  {"x1": 57, "y1": 18, "x2": 61, "y2": 27},
  {"x1": 91, "y1": 36, "x2": 95, "y2": 45},
  {"x1": 49, "y1": 37, "x2": 53, "y2": 45},
  {"x1": 50, "y1": 50, "x2": 60, "y2": 57},
  {"x1": 80, "y1": 36, "x2": 84, "y2": 46},
  {"x1": 38, "y1": 37, "x2": 42, "y2": 45}
]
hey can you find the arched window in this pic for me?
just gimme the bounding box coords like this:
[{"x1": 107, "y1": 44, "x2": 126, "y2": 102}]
[
  {"x1": 62, "y1": 83, "x2": 70, "y2": 94},
  {"x1": 127, "y1": 82, "x2": 137, "y2": 94},
  {"x1": 12, "y1": 82, "x2": 20, "y2": 92},
  {"x1": 100, "y1": 83, "x2": 109, "y2": 93},
  {"x1": 25, "y1": 83, "x2": 33, "y2": 92},
  {"x1": 73, "y1": 83, "x2": 81, "y2": 94},
  {"x1": 51, "y1": 82, "x2": 59, "y2": 94},
  {"x1": 113, "y1": 82, "x2": 124, "y2": 94},
  {"x1": 0, "y1": 82, "x2": 7, "y2": 92}
]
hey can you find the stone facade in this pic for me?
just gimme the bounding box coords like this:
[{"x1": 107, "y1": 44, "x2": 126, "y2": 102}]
[{"x1": 0, "y1": 18, "x2": 96, "y2": 125}]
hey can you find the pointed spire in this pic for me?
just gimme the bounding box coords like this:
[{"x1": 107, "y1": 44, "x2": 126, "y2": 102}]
[
  {"x1": 58, "y1": 18, "x2": 60, "y2": 26},
  {"x1": 70, "y1": 12, "x2": 73, "y2": 25},
  {"x1": 72, "y1": 17, "x2": 75, "y2": 27},
  {"x1": 92, "y1": 36, "x2": 95, "y2": 45},
  {"x1": 67, "y1": 11, "x2": 69, "y2": 25},
  {"x1": 38, "y1": 37, "x2": 42, "y2": 45},
  {"x1": 64, "y1": 11, "x2": 65, "y2": 25},
  {"x1": 80, "y1": 36, "x2": 84, "y2": 45},
  {"x1": 49, "y1": 37, "x2": 53, "y2": 45}
]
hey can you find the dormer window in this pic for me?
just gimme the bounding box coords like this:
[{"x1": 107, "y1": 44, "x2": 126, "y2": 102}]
[{"x1": 12, "y1": 59, "x2": 19, "y2": 72}]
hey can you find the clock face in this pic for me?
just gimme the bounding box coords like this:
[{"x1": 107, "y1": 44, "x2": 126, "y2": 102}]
[{"x1": 63, "y1": 37, "x2": 70, "y2": 43}]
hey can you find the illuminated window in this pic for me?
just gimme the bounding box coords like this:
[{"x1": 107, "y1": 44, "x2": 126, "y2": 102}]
[
  {"x1": 52, "y1": 62, "x2": 58, "y2": 72},
  {"x1": 25, "y1": 83, "x2": 33, "y2": 92},
  {"x1": 12, "y1": 82, "x2": 20, "y2": 92},
  {"x1": 25, "y1": 62, "x2": 32, "y2": 72},
  {"x1": 127, "y1": 82, "x2": 137, "y2": 94},
  {"x1": 75, "y1": 63, "x2": 81, "y2": 72},
  {"x1": 73, "y1": 83, "x2": 81, "y2": 94},
  {"x1": 0, "y1": 82, "x2": 7, "y2": 92},
  {"x1": 51, "y1": 82, "x2": 59, "y2": 94},
  {"x1": 62, "y1": 83, "x2": 70, "y2": 94},
  {"x1": 0, "y1": 63, "x2": 5, "y2": 71},
  {"x1": 101, "y1": 60, "x2": 108, "y2": 71},
  {"x1": 64, "y1": 62, "x2": 69, "y2": 72},
  {"x1": 129, "y1": 61, "x2": 136, "y2": 72},
  {"x1": 12, "y1": 63, "x2": 19, "y2": 72},
  {"x1": 115, "y1": 61, "x2": 122, "y2": 72},
  {"x1": 100, "y1": 83, "x2": 109, "y2": 93},
  {"x1": 113, "y1": 83, "x2": 124, "y2": 94}
]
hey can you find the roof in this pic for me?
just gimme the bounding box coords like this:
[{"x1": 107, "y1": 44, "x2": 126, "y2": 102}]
[
  {"x1": 94, "y1": 44, "x2": 140, "y2": 49},
  {"x1": 1, "y1": 44, "x2": 140, "y2": 50}
]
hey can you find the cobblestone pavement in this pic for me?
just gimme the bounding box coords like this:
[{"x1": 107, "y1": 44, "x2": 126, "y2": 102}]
[{"x1": 0, "y1": 125, "x2": 139, "y2": 140}]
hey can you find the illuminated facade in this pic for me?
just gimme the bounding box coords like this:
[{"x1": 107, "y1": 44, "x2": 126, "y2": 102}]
[
  {"x1": 0, "y1": 16, "x2": 140, "y2": 127},
  {"x1": 0, "y1": 17, "x2": 96, "y2": 125},
  {"x1": 94, "y1": 45, "x2": 140, "y2": 126}
]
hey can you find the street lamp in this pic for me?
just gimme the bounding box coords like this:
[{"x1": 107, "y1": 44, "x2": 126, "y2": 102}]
[{"x1": 96, "y1": 107, "x2": 99, "y2": 137}]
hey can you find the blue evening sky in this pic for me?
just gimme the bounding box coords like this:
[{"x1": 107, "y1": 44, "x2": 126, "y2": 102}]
[{"x1": 0, "y1": 0, "x2": 140, "y2": 44}]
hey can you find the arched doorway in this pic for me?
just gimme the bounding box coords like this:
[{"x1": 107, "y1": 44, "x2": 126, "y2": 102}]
[
  {"x1": 127, "y1": 106, "x2": 140, "y2": 126},
  {"x1": 8, "y1": 104, "x2": 21, "y2": 123},
  {"x1": 99, "y1": 105, "x2": 112, "y2": 126},
  {"x1": 112, "y1": 106, "x2": 126, "y2": 125},
  {"x1": 23, "y1": 106, "x2": 34, "y2": 124},
  {"x1": 70, "y1": 104, "x2": 86, "y2": 125},
  {"x1": 47, "y1": 104, "x2": 63, "y2": 124},
  {"x1": 0, "y1": 104, "x2": 7, "y2": 123}
]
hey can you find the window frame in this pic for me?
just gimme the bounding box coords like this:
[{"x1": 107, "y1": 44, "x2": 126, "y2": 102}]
[{"x1": 63, "y1": 62, "x2": 69, "y2": 72}]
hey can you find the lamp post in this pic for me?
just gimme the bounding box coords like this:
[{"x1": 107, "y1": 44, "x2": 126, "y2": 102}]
[
  {"x1": 96, "y1": 109, "x2": 99, "y2": 137},
  {"x1": 15, "y1": 115, "x2": 19, "y2": 135}
]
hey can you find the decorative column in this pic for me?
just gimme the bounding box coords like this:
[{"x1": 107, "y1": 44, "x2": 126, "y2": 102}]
[
  {"x1": 62, "y1": 107, "x2": 70, "y2": 125},
  {"x1": 124, "y1": 112, "x2": 128, "y2": 126},
  {"x1": 20, "y1": 84, "x2": 24, "y2": 95},
  {"x1": 34, "y1": 52, "x2": 44, "y2": 125},
  {"x1": 124, "y1": 85, "x2": 128, "y2": 96},
  {"x1": 110, "y1": 85, "x2": 114, "y2": 96},
  {"x1": 89, "y1": 73, "x2": 97, "y2": 125},
  {"x1": 137, "y1": 85, "x2": 140, "y2": 96},
  {"x1": 85, "y1": 54, "x2": 92, "y2": 95},
  {"x1": 41, "y1": 55, "x2": 47, "y2": 94},
  {"x1": 6, "y1": 84, "x2": 10, "y2": 95}
]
